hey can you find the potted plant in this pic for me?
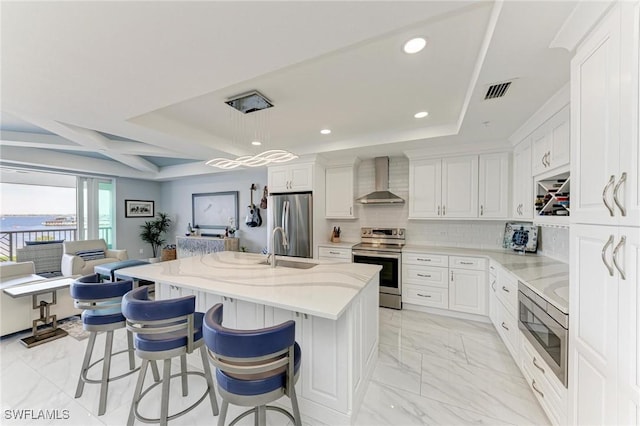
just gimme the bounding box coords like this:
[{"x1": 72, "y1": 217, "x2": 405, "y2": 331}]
[{"x1": 139, "y1": 212, "x2": 172, "y2": 258}]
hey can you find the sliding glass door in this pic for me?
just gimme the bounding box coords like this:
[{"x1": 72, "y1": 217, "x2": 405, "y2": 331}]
[{"x1": 77, "y1": 177, "x2": 115, "y2": 248}]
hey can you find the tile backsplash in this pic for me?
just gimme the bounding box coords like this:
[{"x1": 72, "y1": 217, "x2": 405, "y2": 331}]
[{"x1": 326, "y1": 157, "x2": 569, "y2": 263}]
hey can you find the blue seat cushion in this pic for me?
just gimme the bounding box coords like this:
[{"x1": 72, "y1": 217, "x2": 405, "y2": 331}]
[
  {"x1": 215, "y1": 342, "x2": 302, "y2": 396},
  {"x1": 135, "y1": 312, "x2": 204, "y2": 352},
  {"x1": 82, "y1": 309, "x2": 126, "y2": 326}
]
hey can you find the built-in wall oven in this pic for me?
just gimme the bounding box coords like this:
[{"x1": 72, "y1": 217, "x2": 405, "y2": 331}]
[
  {"x1": 352, "y1": 227, "x2": 405, "y2": 310},
  {"x1": 518, "y1": 282, "x2": 569, "y2": 387}
]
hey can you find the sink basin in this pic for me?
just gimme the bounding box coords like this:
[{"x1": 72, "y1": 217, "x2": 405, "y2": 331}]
[{"x1": 260, "y1": 259, "x2": 318, "y2": 269}]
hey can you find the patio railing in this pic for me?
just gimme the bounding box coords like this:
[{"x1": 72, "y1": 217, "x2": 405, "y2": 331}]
[{"x1": 0, "y1": 227, "x2": 113, "y2": 261}]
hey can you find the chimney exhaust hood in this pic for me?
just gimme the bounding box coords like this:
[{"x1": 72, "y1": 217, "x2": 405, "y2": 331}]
[{"x1": 356, "y1": 157, "x2": 405, "y2": 204}]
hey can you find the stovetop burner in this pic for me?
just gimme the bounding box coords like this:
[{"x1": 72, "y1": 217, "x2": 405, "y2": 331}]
[{"x1": 353, "y1": 227, "x2": 405, "y2": 253}]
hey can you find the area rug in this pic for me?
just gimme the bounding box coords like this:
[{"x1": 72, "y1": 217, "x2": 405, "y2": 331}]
[{"x1": 57, "y1": 316, "x2": 90, "y2": 341}]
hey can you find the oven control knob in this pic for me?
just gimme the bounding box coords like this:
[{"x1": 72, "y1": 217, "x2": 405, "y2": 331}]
[
  {"x1": 399, "y1": 229, "x2": 404, "y2": 236},
  {"x1": 392, "y1": 230, "x2": 397, "y2": 235}
]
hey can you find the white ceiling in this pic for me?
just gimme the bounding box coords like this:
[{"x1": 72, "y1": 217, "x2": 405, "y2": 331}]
[{"x1": 0, "y1": 1, "x2": 579, "y2": 180}]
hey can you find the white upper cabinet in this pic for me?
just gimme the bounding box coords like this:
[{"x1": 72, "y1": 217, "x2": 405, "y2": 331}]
[
  {"x1": 513, "y1": 139, "x2": 533, "y2": 219},
  {"x1": 268, "y1": 163, "x2": 313, "y2": 193},
  {"x1": 442, "y1": 155, "x2": 479, "y2": 218},
  {"x1": 325, "y1": 166, "x2": 357, "y2": 219},
  {"x1": 532, "y1": 105, "x2": 570, "y2": 176},
  {"x1": 409, "y1": 158, "x2": 442, "y2": 218},
  {"x1": 571, "y1": 1, "x2": 639, "y2": 227},
  {"x1": 478, "y1": 152, "x2": 510, "y2": 218}
]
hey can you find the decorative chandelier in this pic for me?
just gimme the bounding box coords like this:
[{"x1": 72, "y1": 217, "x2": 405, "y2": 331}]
[{"x1": 206, "y1": 91, "x2": 298, "y2": 169}]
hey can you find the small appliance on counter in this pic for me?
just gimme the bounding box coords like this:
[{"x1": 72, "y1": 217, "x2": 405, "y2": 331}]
[{"x1": 503, "y1": 223, "x2": 538, "y2": 253}]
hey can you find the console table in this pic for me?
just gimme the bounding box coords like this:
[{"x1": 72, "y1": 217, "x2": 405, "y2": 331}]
[
  {"x1": 3, "y1": 277, "x2": 77, "y2": 348},
  {"x1": 176, "y1": 236, "x2": 239, "y2": 258}
]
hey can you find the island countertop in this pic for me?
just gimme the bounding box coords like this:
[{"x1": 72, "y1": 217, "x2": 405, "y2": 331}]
[{"x1": 117, "y1": 251, "x2": 381, "y2": 320}]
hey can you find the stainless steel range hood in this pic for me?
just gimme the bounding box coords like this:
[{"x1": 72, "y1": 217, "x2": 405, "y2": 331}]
[{"x1": 356, "y1": 157, "x2": 405, "y2": 204}]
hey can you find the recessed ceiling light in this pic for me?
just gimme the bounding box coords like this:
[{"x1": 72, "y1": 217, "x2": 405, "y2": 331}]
[
  {"x1": 320, "y1": 129, "x2": 331, "y2": 135},
  {"x1": 251, "y1": 141, "x2": 262, "y2": 146},
  {"x1": 403, "y1": 37, "x2": 427, "y2": 54},
  {"x1": 414, "y1": 111, "x2": 429, "y2": 119}
]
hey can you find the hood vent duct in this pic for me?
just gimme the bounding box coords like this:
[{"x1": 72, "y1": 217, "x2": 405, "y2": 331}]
[{"x1": 356, "y1": 157, "x2": 405, "y2": 204}]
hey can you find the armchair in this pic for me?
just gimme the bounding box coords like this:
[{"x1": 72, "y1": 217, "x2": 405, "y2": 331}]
[{"x1": 62, "y1": 239, "x2": 128, "y2": 277}]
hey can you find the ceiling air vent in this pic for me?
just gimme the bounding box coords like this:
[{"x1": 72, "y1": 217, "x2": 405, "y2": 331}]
[{"x1": 484, "y1": 81, "x2": 512, "y2": 100}]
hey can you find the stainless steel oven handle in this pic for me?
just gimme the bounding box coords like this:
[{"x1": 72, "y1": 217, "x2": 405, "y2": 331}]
[
  {"x1": 601, "y1": 234, "x2": 615, "y2": 277},
  {"x1": 612, "y1": 236, "x2": 626, "y2": 280},
  {"x1": 531, "y1": 379, "x2": 544, "y2": 398},
  {"x1": 533, "y1": 357, "x2": 546, "y2": 374},
  {"x1": 603, "y1": 175, "x2": 616, "y2": 216},
  {"x1": 352, "y1": 251, "x2": 400, "y2": 259}
]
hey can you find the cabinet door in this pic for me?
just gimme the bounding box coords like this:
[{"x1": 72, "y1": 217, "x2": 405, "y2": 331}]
[
  {"x1": 478, "y1": 152, "x2": 509, "y2": 218},
  {"x1": 268, "y1": 166, "x2": 290, "y2": 193},
  {"x1": 569, "y1": 224, "x2": 619, "y2": 425},
  {"x1": 289, "y1": 163, "x2": 313, "y2": 192},
  {"x1": 571, "y1": 5, "x2": 621, "y2": 225},
  {"x1": 325, "y1": 166, "x2": 355, "y2": 218},
  {"x1": 449, "y1": 268, "x2": 486, "y2": 315},
  {"x1": 513, "y1": 139, "x2": 533, "y2": 219},
  {"x1": 442, "y1": 155, "x2": 478, "y2": 218},
  {"x1": 488, "y1": 269, "x2": 499, "y2": 327},
  {"x1": 532, "y1": 126, "x2": 551, "y2": 176},
  {"x1": 549, "y1": 106, "x2": 570, "y2": 170},
  {"x1": 409, "y1": 158, "x2": 442, "y2": 218}
]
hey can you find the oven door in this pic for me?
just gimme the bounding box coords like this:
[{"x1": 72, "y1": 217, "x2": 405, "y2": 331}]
[
  {"x1": 352, "y1": 251, "x2": 401, "y2": 296},
  {"x1": 518, "y1": 290, "x2": 568, "y2": 386}
]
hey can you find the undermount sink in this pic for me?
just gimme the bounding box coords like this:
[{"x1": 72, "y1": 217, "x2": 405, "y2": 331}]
[{"x1": 260, "y1": 259, "x2": 318, "y2": 269}]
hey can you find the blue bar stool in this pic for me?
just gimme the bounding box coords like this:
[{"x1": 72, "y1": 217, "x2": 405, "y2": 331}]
[
  {"x1": 71, "y1": 273, "x2": 148, "y2": 416},
  {"x1": 122, "y1": 286, "x2": 219, "y2": 426},
  {"x1": 203, "y1": 303, "x2": 302, "y2": 426}
]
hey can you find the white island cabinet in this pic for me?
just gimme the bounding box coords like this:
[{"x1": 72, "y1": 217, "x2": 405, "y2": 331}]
[{"x1": 120, "y1": 251, "x2": 381, "y2": 425}]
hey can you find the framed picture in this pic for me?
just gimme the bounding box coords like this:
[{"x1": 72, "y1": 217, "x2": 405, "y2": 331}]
[
  {"x1": 192, "y1": 191, "x2": 238, "y2": 230},
  {"x1": 125, "y1": 199, "x2": 155, "y2": 218}
]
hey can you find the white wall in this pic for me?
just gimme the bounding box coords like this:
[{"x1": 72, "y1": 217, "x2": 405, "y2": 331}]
[
  {"x1": 326, "y1": 157, "x2": 568, "y2": 261},
  {"x1": 115, "y1": 177, "x2": 162, "y2": 259},
  {"x1": 160, "y1": 169, "x2": 269, "y2": 254}
]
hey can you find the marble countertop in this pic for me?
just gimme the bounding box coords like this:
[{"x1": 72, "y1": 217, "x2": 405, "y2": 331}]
[
  {"x1": 403, "y1": 245, "x2": 569, "y2": 314},
  {"x1": 118, "y1": 251, "x2": 381, "y2": 320}
]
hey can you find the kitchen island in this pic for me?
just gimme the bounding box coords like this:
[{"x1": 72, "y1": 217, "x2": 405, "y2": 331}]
[{"x1": 118, "y1": 251, "x2": 381, "y2": 425}]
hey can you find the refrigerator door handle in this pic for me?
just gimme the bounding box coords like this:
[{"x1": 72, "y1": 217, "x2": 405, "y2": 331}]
[{"x1": 284, "y1": 201, "x2": 290, "y2": 242}]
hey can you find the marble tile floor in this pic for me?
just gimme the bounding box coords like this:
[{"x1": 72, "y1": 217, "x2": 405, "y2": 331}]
[{"x1": 0, "y1": 309, "x2": 549, "y2": 426}]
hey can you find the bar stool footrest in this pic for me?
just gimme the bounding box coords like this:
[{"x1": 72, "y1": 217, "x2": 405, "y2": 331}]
[
  {"x1": 81, "y1": 348, "x2": 139, "y2": 384},
  {"x1": 229, "y1": 406, "x2": 295, "y2": 426}
]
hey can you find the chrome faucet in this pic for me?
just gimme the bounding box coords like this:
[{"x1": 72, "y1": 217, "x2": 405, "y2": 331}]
[{"x1": 269, "y1": 226, "x2": 289, "y2": 268}]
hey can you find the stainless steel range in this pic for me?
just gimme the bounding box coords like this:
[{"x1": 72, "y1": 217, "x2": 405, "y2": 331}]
[{"x1": 352, "y1": 227, "x2": 405, "y2": 309}]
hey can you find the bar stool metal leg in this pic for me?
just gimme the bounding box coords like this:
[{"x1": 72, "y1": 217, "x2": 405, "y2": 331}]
[
  {"x1": 127, "y1": 330, "x2": 136, "y2": 370},
  {"x1": 128, "y1": 359, "x2": 149, "y2": 426},
  {"x1": 199, "y1": 345, "x2": 219, "y2": 416},
  {"x1": 98, "y1": 330, "x2": 115, "y2": 415},
  {"x1": 160, "y1": 358, "x2": 172, "y2": 426},
  {"x1": 75, "y1": 331, "x2": 97, "y2": 398},
  {"x1": 180, "y1": 354, "x2": 188, "y2": 397},
  {"x1": 217, "y1": 401, "x2": 229, "y2": 426},
  {"x1": 290, "y1": 386, "x2": 302, "y2": 426},
  {"x1": 150, "y1": 360, "x2": 160, "y2": 382}
]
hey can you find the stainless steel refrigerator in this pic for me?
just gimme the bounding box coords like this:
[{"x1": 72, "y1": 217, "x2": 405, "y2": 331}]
[{"x1": 270, "y1": 192, "x2": 313, "y2": 258}]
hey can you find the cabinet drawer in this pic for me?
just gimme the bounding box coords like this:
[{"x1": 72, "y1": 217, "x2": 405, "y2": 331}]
[
  {"x1": 403, "y1": 285, "x2": 448, "y2": 309},
  {"x1": 403, "y1": 252, "x2": 448, "y2": 267},
  {"x1": 403, "y1": 265, "x2": 448, "y2": 288},
  {"x1": 318, "y1": 246, "x2": 352, "y2": 260},
  {"x1": 449, "y1": 256, "x2": 486, "y2": 271},
  {"x1": 520, "y1": 334, "x2": 567, "y2": 404},
  {"x1": 495, "y1": 300, "x2": 519, "y2": 356},
  {"x1": 496, "y1": 269, "x2": 518, "y2": 316},
  {"x1": 489, "y1": 261, "x2": 498, "y2": 279}
]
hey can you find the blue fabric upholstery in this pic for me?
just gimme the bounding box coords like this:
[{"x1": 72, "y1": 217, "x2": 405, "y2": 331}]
[
  {"x1": 82, "y1": 310, "x2": 126, "y2": 325},
  {"x1": 122, "y1": 286, "x2": 195, "y2": 322},
  {"x1": 76, "y1": 249, "x2": 105, "y2": 261},
  {"x1": 215, "y1": 343, "x2": 302, "y2": 396},
  {"x1": 70, "y1": 275, "x2": 133, "y2": 300},
  {"x1": 203, "y1": 304, "x2": 296, "y2": 358}
]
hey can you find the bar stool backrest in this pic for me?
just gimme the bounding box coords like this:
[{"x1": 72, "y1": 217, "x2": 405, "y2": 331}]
[{"x1": 70, "y1": 273, "x2": 133, "y2": 316}]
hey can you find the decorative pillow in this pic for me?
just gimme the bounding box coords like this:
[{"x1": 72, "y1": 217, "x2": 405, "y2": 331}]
[
  {"x1": 75, "y1": 249, "x2": 105, "y2": 261},
  {"x1": 25, "y1": 240, "x2": 64, "y2": 246}
]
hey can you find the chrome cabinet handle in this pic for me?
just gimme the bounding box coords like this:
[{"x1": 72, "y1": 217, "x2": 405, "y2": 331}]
[
  {"x1": 541, "y1": 155, "x2": 546, "y2": 167},
  {"x1": 437, "y1": 206, "x2": 441, "y2": 216},
  {"x1": 532, "y1": 379, "x2": 544, "y2": 398},
  {"x1": 491, "y1": 280, "x2": 496, "y2": 291},
  {"x1": 460, "y1": 261, "x2": 474, "y2": 265},
  {"x1": 502, "y1": 286, "x2": 510, "y2": 293},
  {"x1": 350, "y1": 206, "x2": 352, "y2": 216},
  {"x1": 416, "y1": 258, "x2": 431, "y2": 262},
  {"x1": 417, "y1": 273, "x2": 432, "y2": 278},
  {"x1": 417, "y1": 293, "x2": 432, "y2": 298},
  {"x1": 450, "y1": 271, "x2": 454, "y2": 282},
  {"x1": 601, "y1": 234, "x2": 615, "y2": 276},
  {"x1": 603, "y1": 175, "x2": 616, "y2": 216},
  {"x1": 480, "y1": 205, "x2": 484, "y2": 216},
  {"x1": 329, "y1": 251, "x2": 340, "y2": 255},
  {"x1": 546, "y1": 151, "x2": 551, "y2": 166},
  {"x1": 533, "y1": 357, "x2": 545, "y2": 374},
  {"x1": 442, "y1": 205, "x2": 446, "y2": 216},
  {"x1": 613, "y1": 172, "x2": 627, "y2": 216},
  {"x1": 612, "y1": 236, "x2": 626, "y2": 280},
  {"x1": 501, "y1": 322, "x2": 509, "y2": 331}
]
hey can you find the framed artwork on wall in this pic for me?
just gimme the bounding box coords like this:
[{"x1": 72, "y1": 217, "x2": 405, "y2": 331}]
[
  {"x1": 192, "y1": 191, "x2": 239, "y2": 230},
  {"x1": 125, "y1": 199, "x2": 155, "y2": 218}
]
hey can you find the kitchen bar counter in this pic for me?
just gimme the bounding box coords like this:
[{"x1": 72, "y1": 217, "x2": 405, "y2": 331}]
[{"x1": 403, "y1": 245, "x2": 569, "y2": 314}]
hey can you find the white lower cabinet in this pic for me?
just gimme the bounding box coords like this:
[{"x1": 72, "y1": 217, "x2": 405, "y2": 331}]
[
  {"x1": 521, "y1": 335, "x2": 567, "y2": 426},
  {"x1": 318, "y1": 246, "x2": 352, "y2": 263},
  {"x1": 449, "y1": 268, "x2": 487, "y2": 315},
  {"x1": 488, "y1": 263, "x2": 518, "y2": 359}
]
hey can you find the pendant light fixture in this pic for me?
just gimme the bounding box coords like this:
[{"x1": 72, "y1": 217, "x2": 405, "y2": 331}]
[{"x1": 206, "y1": 91, "x2": 298, "y2": 169}]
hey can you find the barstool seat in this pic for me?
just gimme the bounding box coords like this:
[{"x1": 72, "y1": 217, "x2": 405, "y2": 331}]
[
  {"x1": 70, "y1": 273, "x2": 143, "y2": 416},
  {"x1": 204, "y1": 303, "x2": 302, "y2": 426},
  {"x1": 122, "y1": 286, "x2": 218, "y2": 426}
]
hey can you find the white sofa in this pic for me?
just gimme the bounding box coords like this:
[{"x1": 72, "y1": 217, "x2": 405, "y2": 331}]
[
  {"x1": 61, "y1": 239, "x2": 128, "y2": 276},
  {"x1": 0, "y1": 262, "x2": 79, "y2": 336}
]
